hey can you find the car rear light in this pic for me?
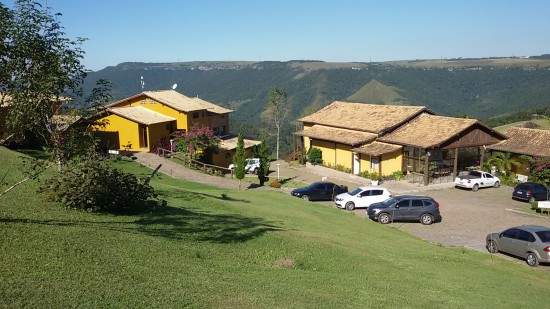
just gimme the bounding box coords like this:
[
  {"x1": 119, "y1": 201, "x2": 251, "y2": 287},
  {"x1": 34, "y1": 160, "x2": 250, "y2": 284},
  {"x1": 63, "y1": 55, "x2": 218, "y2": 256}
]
[
  {"x1": 434, "y1": 201, "x2": 439, "y2": 209},
  {"x1": 527, "y1": 190, "x2": 532, "y2": 196},
  {"x1": 543, "y1": 246, "x2": 550, "y2": 252}
]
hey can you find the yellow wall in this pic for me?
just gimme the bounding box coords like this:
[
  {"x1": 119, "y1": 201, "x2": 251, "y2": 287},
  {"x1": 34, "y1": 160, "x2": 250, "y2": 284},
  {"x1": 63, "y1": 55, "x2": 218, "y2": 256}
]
[
  {"x1": 302, "y1": 124, "x2": 312, "y2": 153},
  {"x1": 335, "y1": 143, "x2": 353, "y2": 169},
  {"x1": 97, "y1": 114, "x2": 141, "y2": 150},
  {"x1": 312, "y1": 139, "x2": 336, "y2": 166},
  {"x1": 147, "y1": 122, "x2": 172, "y2": 152},
  {"x1": 360, "y1": 154, "x2": 374, "y2": 174},
  {"x1": 213, "y1": 148, "x2": 255, "y2": 168},
  {"x1": 511, "y1": 154, "x2": 531, "y2": 176},
  {"x1": 381, "y1": 150, "x2": 403, "y2": 176}
]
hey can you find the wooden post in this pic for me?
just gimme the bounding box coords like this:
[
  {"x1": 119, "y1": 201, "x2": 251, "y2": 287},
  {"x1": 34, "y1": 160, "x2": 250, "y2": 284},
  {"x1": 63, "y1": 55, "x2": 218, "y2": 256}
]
[
  {"x1": 479, "y1": 146, "x2": 485, "y2": 168},
  {"x1": 423, "y1": 149, "x2": 429, "y2": 186},
  {"x1": 453, "y1": 148, "x2": 459, "y2": 177}
]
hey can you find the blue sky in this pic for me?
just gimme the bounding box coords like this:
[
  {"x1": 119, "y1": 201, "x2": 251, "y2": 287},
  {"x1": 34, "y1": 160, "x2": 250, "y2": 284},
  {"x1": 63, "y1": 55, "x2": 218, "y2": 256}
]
[{"x1": 4, "y1": 0, "x2": 550, "y2": 71}]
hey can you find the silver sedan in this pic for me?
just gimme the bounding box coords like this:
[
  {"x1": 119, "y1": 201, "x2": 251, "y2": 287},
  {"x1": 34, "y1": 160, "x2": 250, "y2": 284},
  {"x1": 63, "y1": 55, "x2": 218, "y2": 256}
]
[{"x1": 486, "y1": 225, "x2": 550, "y2": 267}]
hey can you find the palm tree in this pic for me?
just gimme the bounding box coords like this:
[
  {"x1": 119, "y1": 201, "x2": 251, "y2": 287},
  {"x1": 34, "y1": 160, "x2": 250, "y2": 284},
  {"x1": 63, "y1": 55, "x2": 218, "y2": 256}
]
[{"x1": 486, "y1": 152, "x2": 521, "y2": 176}]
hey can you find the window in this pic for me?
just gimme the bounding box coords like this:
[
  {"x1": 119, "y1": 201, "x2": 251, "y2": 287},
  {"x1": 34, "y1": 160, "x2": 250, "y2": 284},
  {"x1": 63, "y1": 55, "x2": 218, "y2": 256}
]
[
  {"x1": 536, "y1": 231, "x2": 550, "y2": 242},
  {"x1": 502, "y1": 229, "x2": 520, "y2": 239},
  {"x1": 202, "y1": 111, "x2": 206, "y2": 117},
  {"x1": 359, "y1": 191, "x2": 371, "y2": 197},
  {"x1": 517, "y1": 230, "x2": 535, "y2": 242},
  {"x1": 371, "y1": 190, "x2": 383, "y2": 196},
  {"x1": 396, "y1": 200, "x2": 410, "y2": 208},
  {"x1": 371, "y1": 158, "x2": 379, "y2": 170},
  {"x1": 150, "y1": 99, "x2": 156, "y2": 105},
  {"x1": 411, "y1": 200, "x2": 423, "y2": 207},
  {"x1": 193, "y1": 112, "x2": 199, "y2": 119},
  {"x1": 141, "y1": 99, "x2": 146, "y2": 105}
]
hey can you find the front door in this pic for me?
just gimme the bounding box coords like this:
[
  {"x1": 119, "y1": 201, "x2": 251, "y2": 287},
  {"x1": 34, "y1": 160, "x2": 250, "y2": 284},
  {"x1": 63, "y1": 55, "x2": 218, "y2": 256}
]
[{"x1": 140, "y1": 125, "x2": 148, "y2": 148}]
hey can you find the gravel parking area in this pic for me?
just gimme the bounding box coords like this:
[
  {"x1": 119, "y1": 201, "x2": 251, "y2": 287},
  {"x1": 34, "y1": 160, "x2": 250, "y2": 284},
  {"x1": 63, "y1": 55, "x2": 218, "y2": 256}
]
[{"x1": 347, "y1": 186, "x2": 550, "y2": 269}]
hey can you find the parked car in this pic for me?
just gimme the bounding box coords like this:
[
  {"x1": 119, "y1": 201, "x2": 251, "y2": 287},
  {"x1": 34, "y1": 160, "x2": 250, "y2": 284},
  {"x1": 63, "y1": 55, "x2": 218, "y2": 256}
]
[
  {"x1": 486, "y1": 225, "x2": 550, "y2": 267},
  {"x1": 366, "y1": 195, "x2": 441, "y2": 225},
  {"x1": 334, "y1": 186, "x2": 392, "y2": 210},
  {"x1": 454, "y1": 170, "x2": 500, "y2": 191},
  {"x1": 290, "y1": 182, "x2": 348, "y2": 201},
  {"x1": 512, "y1": 183, "x2": 549, "y2": 204},
  {"x1": 228, "y1": 158, "x2": 261, "y2": 174}
]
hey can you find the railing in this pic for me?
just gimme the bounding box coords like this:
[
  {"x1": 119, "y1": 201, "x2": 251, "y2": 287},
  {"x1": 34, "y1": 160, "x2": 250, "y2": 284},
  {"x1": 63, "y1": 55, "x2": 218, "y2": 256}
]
[{"x1": 156, "y1": 148, "x2": 233, "y2": 176}]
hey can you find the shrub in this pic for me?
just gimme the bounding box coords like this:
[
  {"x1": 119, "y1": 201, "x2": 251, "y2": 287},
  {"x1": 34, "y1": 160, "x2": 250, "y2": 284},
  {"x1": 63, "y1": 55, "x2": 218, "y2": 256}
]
[
  {"x1": 358, "y1": 171, "x2": 370, "y2": 178},
  {"x1": 370, "y1": 171, "x2": 382, "y2": 181},
  {"x1": 393, "y1": 170, "x2": 405, "y2": 181},
  {"x1": 269, "y1": 179, "x2": 282, "y2": 188},
  {"x1": 334, "y1": 164, "x2": 352, "y2": 174},
  {"x1": 43, "y1": 159, "x2": 163, "y2": 212},
  {"x1": 308, "y1": 147, "x2": 323, "y2": 165}
]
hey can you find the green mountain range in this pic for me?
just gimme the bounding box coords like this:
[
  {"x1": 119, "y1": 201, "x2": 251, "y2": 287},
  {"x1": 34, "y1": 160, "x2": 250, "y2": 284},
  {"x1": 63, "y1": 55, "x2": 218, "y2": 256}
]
[{"x1": 82, "y1": 58, "x2": 550, "y2": 156}]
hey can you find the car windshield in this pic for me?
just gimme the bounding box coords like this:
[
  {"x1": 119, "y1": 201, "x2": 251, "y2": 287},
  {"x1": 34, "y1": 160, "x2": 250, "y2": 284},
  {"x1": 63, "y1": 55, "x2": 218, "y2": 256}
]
[
  {"x1": 536, "y1": 230, "x2": 550, "y2": 243},
  {"x1": 381, "y1": 198, "x2": 396, "y2": 206},
  {"x1": 349, "y1": 188, "x2": 362, "y2": 196}
]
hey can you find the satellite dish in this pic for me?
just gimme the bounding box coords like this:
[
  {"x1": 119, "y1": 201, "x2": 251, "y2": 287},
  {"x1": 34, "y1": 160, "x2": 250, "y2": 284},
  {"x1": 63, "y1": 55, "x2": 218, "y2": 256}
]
[{"x1": 172, "y1": 83, "x2": 177, "y2": 90}]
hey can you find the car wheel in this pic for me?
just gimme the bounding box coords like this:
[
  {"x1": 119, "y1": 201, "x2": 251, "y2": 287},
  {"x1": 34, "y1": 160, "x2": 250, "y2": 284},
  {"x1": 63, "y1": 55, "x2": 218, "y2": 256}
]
[
  {"x1": 526, "y1": 252, "x2": 539, "y2": 267},
  {"x1": 302, "y1": 195, "x2": 309, "y2": 201},
  {"x1": 378, "y1": 213, "x2": 391, "y2": 224},
  {"x1": 420, "y1": 214, "x2": 433, "y2": 225},
  {"x1": 529, "y1": 197, "x2": 536, "y2": 204},
  {"x1": 345, "y1": 202, "x2": 355, "y2": 211},
  {"x1": 472, "y1": 184, "x2": 479, "y2": 192},
  {"x1": 493, "y1": 181, "x2": 500, "y2": 188},
  {"x1": 487, "y1": 240, "x2": 498, "y2": 253}
]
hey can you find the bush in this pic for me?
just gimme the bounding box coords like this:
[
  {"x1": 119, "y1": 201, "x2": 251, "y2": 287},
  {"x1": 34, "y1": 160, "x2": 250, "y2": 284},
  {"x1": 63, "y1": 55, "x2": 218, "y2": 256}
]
[
  {"x1": 334, "y1": 164, "x2": 352, "y2": 174},
  {"x1": 392, "y1": 170, "x2": 405, "y2": 181},
  {"x1": 358, "y1": 171, "x2": 370, "y2": 178},
  {"x1": 43, "y1": 159, "x2": 163, "y2": 212},
  {"x1": 370, "y1": 172, "x2": 382, "y2": 181},
  {"x1": 269, "y1": 179, "x2": 282, "y2": 188},
  {"x1": 308, "y1": 147, "x2": 323, "y2": 165}
]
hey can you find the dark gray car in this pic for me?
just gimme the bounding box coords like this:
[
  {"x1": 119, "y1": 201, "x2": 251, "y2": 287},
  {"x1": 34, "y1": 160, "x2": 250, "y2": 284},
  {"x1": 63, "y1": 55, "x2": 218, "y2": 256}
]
[
  {"x1": 486, "y1": 225, "x2": 550, "y2": 267},
  {"x1": 366, "y1": 195, "x2": 441, "y2": 225}
]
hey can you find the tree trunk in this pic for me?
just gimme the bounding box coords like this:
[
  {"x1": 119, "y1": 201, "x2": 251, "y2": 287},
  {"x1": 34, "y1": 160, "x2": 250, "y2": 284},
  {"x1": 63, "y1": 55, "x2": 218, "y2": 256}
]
[{"x1": 276, "y1": 124, "x2": 280, "y2": 160}]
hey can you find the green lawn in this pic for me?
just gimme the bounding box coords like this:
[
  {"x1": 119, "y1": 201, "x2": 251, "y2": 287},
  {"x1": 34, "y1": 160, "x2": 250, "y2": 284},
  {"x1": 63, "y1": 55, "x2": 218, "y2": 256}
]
[
  {"x1": 1, "y1": 146, "x2": 550, "y2": 308},
  {"x1": 494, "y1": 117, "x2": 550, "y2": 134}
]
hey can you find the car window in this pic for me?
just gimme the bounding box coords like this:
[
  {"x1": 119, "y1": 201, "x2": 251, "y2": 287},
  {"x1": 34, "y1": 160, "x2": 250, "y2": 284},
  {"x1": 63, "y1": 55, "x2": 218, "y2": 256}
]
[
  {"x1": 517, "y1": 230, "x2": 536, "y2": 242},
  {"x1": 359, "y1": 190, "x2": 371, "y2": 197},
  {"x1": 396, "y1": 200, "x2": 410, "y2": 208},
  {"x1": 502, "y1": 229, "x2": 520, "y2": 239},
  {"x1": 349, "y1": 188, "x2": 362, "y2": 196},
  {"x1": 371, "y1": 190, "x2": 383, "y2": 196},
  {"x1": 485, "y1": 174, "x2": 493, "y2": 179},
  {"x1": 423, "y1": 200, "x2": 433, "y2": 207},
  {"x1": 411, "y1": 200, "x2": 423, "y2": 207},
  {"x1": 382, "y1": 198, "x2": 396, "y2": 206},
  {"x1": 536, "y1": 185, "x2": 547, "y2": 191},
  {"x1": 469, "y1": 171, "x2": 481, "y2": 177},
  {"x1": 536, "y1": 231, "x2": 550, "y2": 243}
]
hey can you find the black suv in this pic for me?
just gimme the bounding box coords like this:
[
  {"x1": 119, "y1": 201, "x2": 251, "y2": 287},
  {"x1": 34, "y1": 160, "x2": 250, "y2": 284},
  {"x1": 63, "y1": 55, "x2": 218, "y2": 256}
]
[
  {"x1": 512, "y1": 183, "x2": 549, "y2": 204},
  {"x1": 366, "y1": 195, "x2": 441, "y2": 225}
]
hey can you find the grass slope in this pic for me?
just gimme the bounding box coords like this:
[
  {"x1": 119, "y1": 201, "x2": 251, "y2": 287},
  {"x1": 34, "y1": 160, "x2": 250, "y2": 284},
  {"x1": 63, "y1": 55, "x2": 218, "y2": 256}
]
[
  {"x1": 346, "y1": 79, "x2": 408, "y2": 105},
  {"x1": 494, "y1": 117, "x2": 550, "y2": 133},
  {"x1": 1, "y1": 146, "x2": 550, "y2": 308}
]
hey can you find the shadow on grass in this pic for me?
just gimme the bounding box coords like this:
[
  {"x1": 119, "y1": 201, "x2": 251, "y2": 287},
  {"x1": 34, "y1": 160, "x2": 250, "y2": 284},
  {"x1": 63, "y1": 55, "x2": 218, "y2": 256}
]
[
  {"x1": 0, "y1": 204, "x2": 283, "y2": 244},
  {"x1": 154, "y1": 189, "x2": 251, "y2": 203},
  {"x1": 279, "y1": 176, "x2": 298, "y2": 185}
]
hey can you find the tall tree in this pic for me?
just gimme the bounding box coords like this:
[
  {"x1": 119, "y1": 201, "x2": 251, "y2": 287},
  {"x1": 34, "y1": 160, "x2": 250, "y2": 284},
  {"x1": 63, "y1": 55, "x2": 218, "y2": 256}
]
[
  {"x1": 265, "y1": 87, "x2": 287, "y2": 160},
  {"x1": 0, "y1": 0, "x2": 87, "y2": 151},
  {"x1": 233, "y1": 129, "x2": 246, "y2": 190},
  {"x1": 254, "y1": 133, "x2": 271, "y2": 186}
]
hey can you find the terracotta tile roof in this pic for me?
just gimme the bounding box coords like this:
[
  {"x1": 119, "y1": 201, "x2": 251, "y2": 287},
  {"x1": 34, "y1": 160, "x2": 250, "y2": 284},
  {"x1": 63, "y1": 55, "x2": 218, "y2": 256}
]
[
  {"x1": 218, "y1": 137, "x2": 261, "y2": 151},
  {"x1": 297, "y1": 101, "x2": 431, "y2": 133},
  {"x1": 379, "y1": 114, "x2": 478, "y2": 148},
  {"x1": 352, "y1": 141, "x2": 403, "y2": 156},
  {"x1": 108, "y1": 106, "x2": 176, "y2": 125},
  {"x1": 295, "y1": 124, "x2": 377, "y2": 146},
  {"x1": 487, "y1": 127, "x2": 550, "y2": 157},
  {"x1": 108, "y1": 90, "x2": 233, "y2": 114}
]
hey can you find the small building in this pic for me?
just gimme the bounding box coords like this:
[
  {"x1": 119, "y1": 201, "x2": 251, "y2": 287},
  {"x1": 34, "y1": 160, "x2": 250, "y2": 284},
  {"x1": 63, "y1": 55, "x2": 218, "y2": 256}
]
[
  {"x1": 95, "y1": 90, "x2": 259, "y2": 167},
  {"x1": 296, "y1": 101, "x2": 506, "y2": 185},
  {"x1": 487, "y1": 127, "x2": 550, "y2": 176}
]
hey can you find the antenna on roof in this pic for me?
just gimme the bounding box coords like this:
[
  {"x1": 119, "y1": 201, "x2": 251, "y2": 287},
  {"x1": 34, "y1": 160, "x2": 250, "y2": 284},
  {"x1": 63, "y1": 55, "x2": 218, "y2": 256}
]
[
  {"x1": 140, "y1": 76, "x2": 145, "y2": 91},
  {"x1": 172, "y1": 83, "x2": 177, "y2": 90}
]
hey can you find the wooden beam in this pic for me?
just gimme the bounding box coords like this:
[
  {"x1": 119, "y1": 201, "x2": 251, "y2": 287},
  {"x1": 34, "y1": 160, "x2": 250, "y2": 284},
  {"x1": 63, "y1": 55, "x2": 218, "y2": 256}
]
[
  {"x1": 453, "y1": 147, "x2": 458, "y2": 177},
  {"x1": 423, "y1": 149, "x2": 429, "y2": 186}
]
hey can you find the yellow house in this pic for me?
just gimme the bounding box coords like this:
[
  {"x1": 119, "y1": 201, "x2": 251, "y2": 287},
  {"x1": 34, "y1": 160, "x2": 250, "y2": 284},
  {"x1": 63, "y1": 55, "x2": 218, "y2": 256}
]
[
  {"x1": 96, "y1": 90, "x2": 233, "y2": 152},
  {"x1": 296, "y1": 101, "x2": 506, "y2": 185}
]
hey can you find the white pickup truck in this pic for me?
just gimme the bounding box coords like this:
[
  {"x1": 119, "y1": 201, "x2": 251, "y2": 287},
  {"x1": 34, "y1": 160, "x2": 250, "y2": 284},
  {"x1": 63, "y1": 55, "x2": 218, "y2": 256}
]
[
  {"x1": 455, "y1": 170, "x2": 500, "y2": 191},
  {"x1": 228, "y1": 158, "x2": 261, "y2": 174}
]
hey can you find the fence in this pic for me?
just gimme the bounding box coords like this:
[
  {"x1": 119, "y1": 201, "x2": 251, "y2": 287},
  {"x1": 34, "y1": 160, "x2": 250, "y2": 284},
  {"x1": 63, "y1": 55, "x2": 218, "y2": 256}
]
[{"x1": 156, "y1": 148, "x2": 233, "y2": 176}]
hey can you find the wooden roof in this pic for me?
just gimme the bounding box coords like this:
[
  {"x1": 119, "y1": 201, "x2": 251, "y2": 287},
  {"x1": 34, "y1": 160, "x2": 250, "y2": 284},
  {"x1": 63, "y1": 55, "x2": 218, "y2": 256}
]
[
  {"x1": 295, "y1": 124, "x2": 377, "y2": 146},
  {"x1": 108, "y1": 106, "x2": 176, "y2": 125},
  {"x1": 108, "y1": 90, "x2": 233, "y2": 114},
  {"x1": 218, "y1": 137, "x2": 261, "y2": 151},
  {"x1": 297, "y1": 101, "x2": 432, "y2": 134},
  {"x1": 488, "y1": 127, "x2": 550, "y2": 157},
  {"x1": 352, "y1": 141, "x2": 403, "y2": 156},
  {"x1": 379, "y1": 114, "x2": 484, "y2": 148}
]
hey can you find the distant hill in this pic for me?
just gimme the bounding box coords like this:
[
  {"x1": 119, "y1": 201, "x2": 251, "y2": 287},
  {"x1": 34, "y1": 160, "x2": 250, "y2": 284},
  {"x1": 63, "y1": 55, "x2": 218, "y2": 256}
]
[
  {"x1": 494, "y1": 117, "x2": 550, "y2": 134},
  {"x1": 81, "y1": 58, "x2": 550, "y2": 156}
]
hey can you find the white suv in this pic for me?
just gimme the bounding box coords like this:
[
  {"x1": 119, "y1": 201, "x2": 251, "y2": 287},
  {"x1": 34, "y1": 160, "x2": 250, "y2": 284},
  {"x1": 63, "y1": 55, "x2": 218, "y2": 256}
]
[
  {"x1": 334, "y1": 186, "x2": 392, "y2": 211},
  {"x1": 229, "y1": 158, "x2": 261, "y2": 174}
]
